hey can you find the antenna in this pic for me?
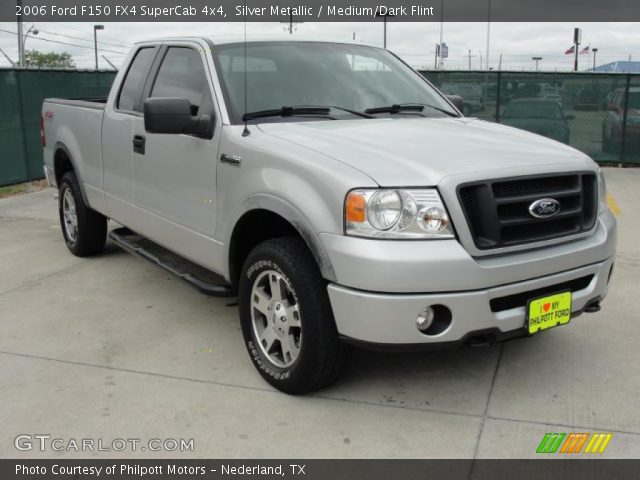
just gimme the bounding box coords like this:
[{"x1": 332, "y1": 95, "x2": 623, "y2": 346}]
[{"x1": 241, "y1": 1, "x2": 250, "y2": 137}]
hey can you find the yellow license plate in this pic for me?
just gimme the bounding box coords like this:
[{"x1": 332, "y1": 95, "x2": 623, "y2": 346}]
[{"x1": 527, "y1": 291, "x2": 572, "y2": 334}]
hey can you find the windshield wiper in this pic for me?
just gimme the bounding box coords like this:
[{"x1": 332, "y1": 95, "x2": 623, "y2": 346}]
[
  {"x1": 365, "y1": 103, "x2": 459, "y2": 117},
  {"x1": 327, "y1": 106, "x2": 375, "y2": 119},
  {"x1": 243, "y1": 105, "x2": 375, "y2": 122},
  {"x1": 242, "y1": 106, "x2": 331, "y2": 122}
]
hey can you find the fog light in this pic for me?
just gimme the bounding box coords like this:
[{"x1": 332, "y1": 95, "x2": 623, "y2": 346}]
[{"x1": 416, "y1": 307, "x2": 435, "y2": 331}]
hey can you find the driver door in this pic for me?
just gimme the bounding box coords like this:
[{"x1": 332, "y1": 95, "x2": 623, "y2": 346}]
[{"x1": 132, "y1": 43, "x2": 222, "y2": 271}]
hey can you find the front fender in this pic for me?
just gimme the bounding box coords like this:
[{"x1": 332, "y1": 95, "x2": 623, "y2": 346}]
[{"x1": 222, "y1": 192, "x2": 337, "y2": 283}]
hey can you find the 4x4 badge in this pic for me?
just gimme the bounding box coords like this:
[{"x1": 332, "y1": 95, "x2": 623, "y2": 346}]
[{"x1": 529, "y1": 198, "x2": 561, "y2": 218}]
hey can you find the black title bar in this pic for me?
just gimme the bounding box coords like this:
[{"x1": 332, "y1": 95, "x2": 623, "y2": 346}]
[{"x1": 4, "y1": 0, "x2": 640, "y2": 22}]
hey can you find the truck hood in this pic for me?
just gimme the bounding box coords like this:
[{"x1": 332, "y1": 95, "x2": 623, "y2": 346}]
[{"x1": 257, "y1": 117, "x2": 592, "y2": 186}]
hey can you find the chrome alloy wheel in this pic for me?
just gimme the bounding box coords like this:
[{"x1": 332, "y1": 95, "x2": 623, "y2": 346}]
[
  {"x1": 62, "y1": 188, "x2": 78, "y2": 242},
  {"x1": 250, "y1": 270, "x2": 302, "y2": 368}
]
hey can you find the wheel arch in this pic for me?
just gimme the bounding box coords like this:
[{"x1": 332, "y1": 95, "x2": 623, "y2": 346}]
[
  {"x1": 53, "y1": 142, "x2": 89, "y2": 205},
  {"x1": 226, "y1": 206, "x2": 336, "y2": 289}
]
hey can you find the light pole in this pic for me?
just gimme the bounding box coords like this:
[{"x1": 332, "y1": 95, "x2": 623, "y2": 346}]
[
  {"x1": 532, "y1": 56, "x2": 542, "y2": 71},
  {"x1": 485, "y1": 0, "x2": 492, "y2": 70},
  {"x1": 592, "y1": 48, "x2": 598, "y2": 70},
  {"x1": 94, "y1": 25, "x2": 104, "y2": 70},
  {"x1": 22, "y1": 24, "x2": 39, "y2": 56},
  {"x1": 438, "y1": 0, "x2": 444, "y2": 69},
  {"x1": 375, "y1": 12, "x2": 395, "y2": 49}
]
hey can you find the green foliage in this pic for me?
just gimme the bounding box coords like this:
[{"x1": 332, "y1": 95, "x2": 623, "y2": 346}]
[{"x1": 24, "y1": 50, "x2": 75, "y2": 68}]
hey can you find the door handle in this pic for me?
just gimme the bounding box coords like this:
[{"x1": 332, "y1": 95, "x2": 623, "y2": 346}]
[{"x1": 132, "y1": 135, "x2": 145, "y2": 155}]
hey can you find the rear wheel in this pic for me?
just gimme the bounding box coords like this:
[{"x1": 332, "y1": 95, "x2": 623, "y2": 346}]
[
  {"x1": 58, "y1": 171, "x2": 107, "y2": 257},
  {"x1": 239, "y1": 237, "x2": 347, "y2": 394}
]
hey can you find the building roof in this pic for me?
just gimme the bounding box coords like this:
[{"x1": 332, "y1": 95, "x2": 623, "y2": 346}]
[{"x1": 588, "y1": 61, "x2": 640, "y2": 73}]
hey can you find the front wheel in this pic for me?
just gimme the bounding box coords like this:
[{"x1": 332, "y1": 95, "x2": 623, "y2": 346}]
[{"x1": 239, "y1": 237, "x2": 347, "y2": 394}]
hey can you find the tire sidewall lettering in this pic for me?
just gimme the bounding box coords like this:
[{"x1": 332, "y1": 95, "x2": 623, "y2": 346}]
[{"x1": 245, "y1": 259, "x2": 296, "y2": 382}]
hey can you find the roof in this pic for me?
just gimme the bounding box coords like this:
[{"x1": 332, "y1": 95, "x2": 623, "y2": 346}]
[
  {"x1": 135, "y1": 35, "x2": 369, "y2": 48},
  {"x1": 588, "y1": 61, "x2": 640, "y2": 73}
]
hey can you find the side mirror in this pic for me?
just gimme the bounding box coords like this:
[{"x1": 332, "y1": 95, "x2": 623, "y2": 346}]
[
  {"x1": 447, "y1": 95, "x2": 464, "y2": 114},
  {"x1": 144, "y1": 97, "x2": 212, "y2": 138}
]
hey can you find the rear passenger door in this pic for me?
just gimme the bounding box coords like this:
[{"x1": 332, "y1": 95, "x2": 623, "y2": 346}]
[{"x1": 131, "y1": 43, "x2": 222, "y2": 270}]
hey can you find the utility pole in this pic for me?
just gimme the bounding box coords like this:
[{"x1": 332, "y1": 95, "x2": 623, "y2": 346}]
[
  {"x1": 434, "y1": 44, "x2": 439, "y2": 69},
  {"x1": 468, "y1": 49, "x2": 472, "y2": 70},
  {"x1": 532, "y1": 56, "x2": 542, "y2": 71},
  {"x1": 592, "y1": 48, "x2": 598, "y2": 70},
  {"x1": 17, "y1": 0, "x2": 24, "y2": 67},
  {"x1": 94, "y1": 24, "x2": 104, "y2": 70},
  {"x1": 280, "y1": 15, "x2": 303, "y2": 34}
]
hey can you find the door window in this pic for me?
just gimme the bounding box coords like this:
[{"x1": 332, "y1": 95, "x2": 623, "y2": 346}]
[
  {"x1": 150, "y1": 47, "x2": 210, "y2": 115},
  {"x1": 117, "y1": 47, "x2": 155, "y2": 112}
]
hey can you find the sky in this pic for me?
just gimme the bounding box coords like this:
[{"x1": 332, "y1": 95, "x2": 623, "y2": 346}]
[{"x1": 1, "y1": 21, "x2": 639, "y2": 70}]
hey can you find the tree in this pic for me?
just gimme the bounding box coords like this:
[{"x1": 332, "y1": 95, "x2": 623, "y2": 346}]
[{"x1": 24, "y1": 50, "x2": 75, "y2": 69}]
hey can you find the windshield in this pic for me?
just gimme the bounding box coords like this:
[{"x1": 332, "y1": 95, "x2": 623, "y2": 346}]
[
  {"x1": 212, "y1": 41, "x2": 456, "y2": 123},
  {"x1": 503, "y1": 102, "x2": 563, "y2": 119}
]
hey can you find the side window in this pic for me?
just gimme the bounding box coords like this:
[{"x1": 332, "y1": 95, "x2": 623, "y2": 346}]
[
  {"x1": 150, "y1": 47, "x2": 210, "y2": 114},
  {"x1": 117, "y1": 47, "x2": 155, "y2": 112}
]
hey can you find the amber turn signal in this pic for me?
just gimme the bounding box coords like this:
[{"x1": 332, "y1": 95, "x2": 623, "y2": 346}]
[{"x1": 345, "y1": 192, "x2": 366, "y2": 223}]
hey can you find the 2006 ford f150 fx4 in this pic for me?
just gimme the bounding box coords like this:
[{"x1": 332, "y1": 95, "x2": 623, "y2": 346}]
[{"x1": 42, "y1": 38, "x2": 617, "y2": 394}]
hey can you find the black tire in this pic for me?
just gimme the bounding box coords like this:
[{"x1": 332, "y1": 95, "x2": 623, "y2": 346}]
[
  {"x1": 239, "y1": 237, "x2": 348, "y2": 394},
  {"x1": 58, "y1": 171, "x2": 107, "y2": 257}
]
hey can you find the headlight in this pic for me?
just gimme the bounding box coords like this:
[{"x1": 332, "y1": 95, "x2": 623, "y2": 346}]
[
  {"x1": 345, "y1": 189, "x2": 455, "y2": 239},
  {"x1": 597, "y1": 168, "x2": 607, "y2": 213}
]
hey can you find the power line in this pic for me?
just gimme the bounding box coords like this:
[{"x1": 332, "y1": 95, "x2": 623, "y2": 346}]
[
  {"x1": 36, "y1": 28, "x2": 130, "y2": 49},
  {"x1": 50, "y1": 22, "x2": 132, "y2": 45},
  {"x1": 0, "y1": 28, "x2": 127, "y2": 55}
]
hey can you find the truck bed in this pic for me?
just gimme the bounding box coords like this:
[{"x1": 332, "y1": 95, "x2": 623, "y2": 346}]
[{"x1": 44, "y1": 97, "x2": 108, "y2": 110}]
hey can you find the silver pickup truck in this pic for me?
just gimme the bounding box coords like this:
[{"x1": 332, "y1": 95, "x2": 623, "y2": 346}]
[{"x1": 42, "y1": 37, "x2": 617, "y2": 394}]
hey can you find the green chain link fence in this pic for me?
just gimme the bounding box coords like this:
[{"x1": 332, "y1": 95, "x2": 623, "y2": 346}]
[
  {"x1": 421, "y1": 71, "x2": 640, "y2": 165},
  {"x1": 0, "y1": 68, "x2": 116, "y2": 187},
  {"x1": 1, "y1": 69, "x2": 638, "y2": 187}
]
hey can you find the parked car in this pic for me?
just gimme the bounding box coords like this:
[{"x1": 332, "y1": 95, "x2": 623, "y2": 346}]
[
  {"x1": 440, "y1": 82, "x2": 485, "y2": 114},
  {"x1": 500, "y1": 98, "x2": 572, "y2": 144},
  {"x1": 42, "y1": 38, "x2": 616, "y2": 394},
  {"x1": 603, "y1": 87, "x2": 640, "y2": 153},
  {"x1": 574, "y1": 87, "x2": 601, "y2": 111}
]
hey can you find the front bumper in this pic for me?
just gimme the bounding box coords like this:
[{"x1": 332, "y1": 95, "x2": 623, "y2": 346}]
[
  {"x1": 323, "y1": 211, "x2": 616, "y2": 346},
  {"x1": 328, "y1": 256, "x2": 614, "y2": 346}
]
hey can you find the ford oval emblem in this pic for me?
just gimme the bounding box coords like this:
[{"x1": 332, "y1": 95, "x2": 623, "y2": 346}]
[{"x1": 529, "y1": 198, "x2": 561, "y2": 219}]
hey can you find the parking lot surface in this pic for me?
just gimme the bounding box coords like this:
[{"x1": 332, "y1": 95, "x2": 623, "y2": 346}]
[{"x1": 1, "y1": 168, "x2": 639, "y2": 459}]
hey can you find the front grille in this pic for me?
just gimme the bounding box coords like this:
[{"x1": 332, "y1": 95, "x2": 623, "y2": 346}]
[
  {"x1": 457, "y1": 172, "x2": 598, "y2": 249},
  {"x1": 490, "y1": 275, "x2": 594, "y2": 312}
]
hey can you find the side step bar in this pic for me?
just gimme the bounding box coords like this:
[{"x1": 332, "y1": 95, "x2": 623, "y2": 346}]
[{"x1": 108, "y1": 227, "x2": 234, "y2": 297}]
